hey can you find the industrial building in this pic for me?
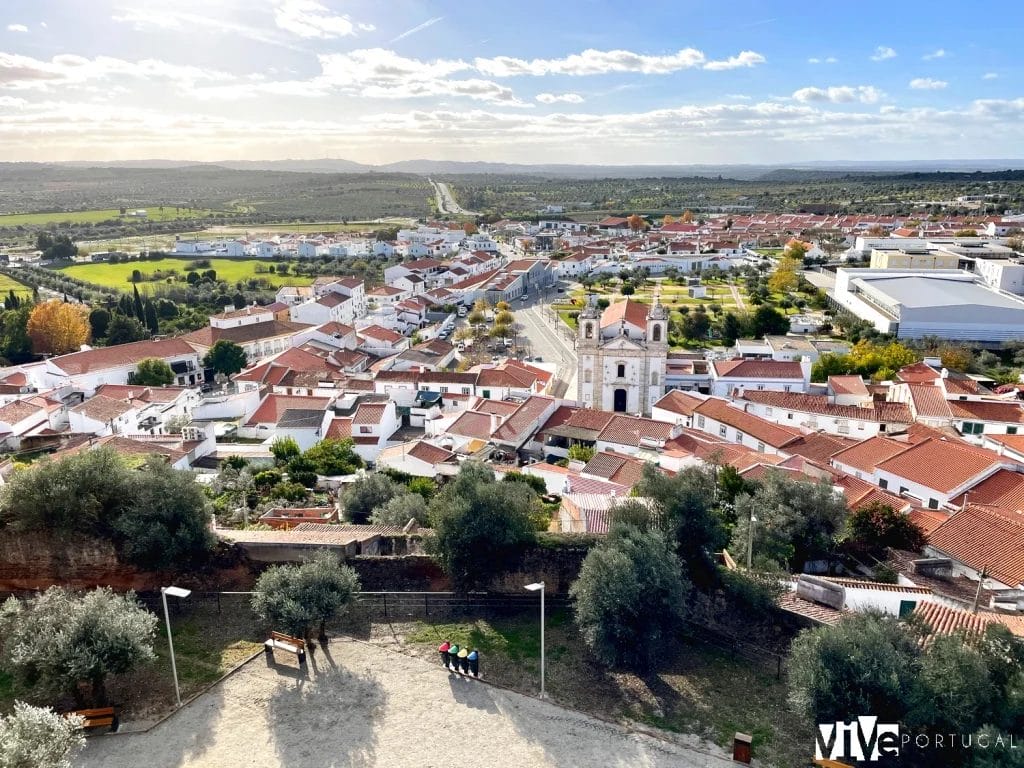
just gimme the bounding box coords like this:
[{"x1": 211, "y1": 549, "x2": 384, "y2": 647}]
[{"x1": 832, "y1": 269, "x2": 1024, "y2": 342}]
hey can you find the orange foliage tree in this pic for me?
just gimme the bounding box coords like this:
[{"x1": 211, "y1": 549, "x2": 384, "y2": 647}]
[
  {"x1": 27, "y1": 300, "x2": 90, "y2": 355},
  {"x1": 681, "y1": 210, "x2": 694, "y2": 223},
  {"x1": 662, "y1": 215, "x2": 676, "y2": 226},
  {"x1": 627, "y1": 214, "x2": 646, "y2": 233},
  {"x1": 462, "y1": 222, "x2": 478, "y2": 236}
]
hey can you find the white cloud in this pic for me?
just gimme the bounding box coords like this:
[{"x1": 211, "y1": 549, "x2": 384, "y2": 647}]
[
  {"x1": 536, "y1": 92, "x2": 584, "y2": 104},
  {"x1": 272, "y1": 0, "x2": 356, "y2": 39},
  {"x1": 390, "y1": 16, "x2": 443, "y2": 43},
  {"x1": 922, "y1": 48, "x2": 946, "y2": 60},
  {"x1": 112, "y1": 8, "x2": 305, "y2": 50},
  {"x1": 825, "y1": 57, "x2": 838, "y2": 64},
  {"x1": 909, "y1": 77, "x2": 947, "y2": 90},
  {"x1": 0, "y1": 52, "x2": 235, "y2": 91},
  {"x1": 871, "y1": 46, "x2": 897, "y2": 61},
  {"x1": 474, "y1": 47, "x2": 765, "y2": 77},
  {"x1": 983, "y1": 72, "x2": 998, "y2": 80},
  {"x1": 6, "y1": 24, "x2": 28, "y2": 33},
  {"x1": 792, "y1": 85, "x2": 884, "y2": 104},
  {"x1": 358, "y1": 23, "x2": 376, "y2": 32}
]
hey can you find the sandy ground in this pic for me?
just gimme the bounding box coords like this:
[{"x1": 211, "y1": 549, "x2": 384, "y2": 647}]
[{"x1": 77, "y1": 639, "x2": 736, "y2": 768}]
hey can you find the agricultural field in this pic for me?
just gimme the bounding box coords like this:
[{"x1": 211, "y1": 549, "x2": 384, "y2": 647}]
[
  {"x1": 0, "y1": 272, "x2": 34, "y2": 299},
  {"x1": 198, "y1": 217, "x2": 415, "y2": 237},
  {"x1": 0, "y1": 207, "x2": 225, "y2": 227},
  {"x1": 59, "y1": 258, "x2": 313, "y2": 292}
]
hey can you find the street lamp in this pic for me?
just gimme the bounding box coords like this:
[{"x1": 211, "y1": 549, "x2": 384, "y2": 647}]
[
  {"x1": 746, "y1": 515, "x2": 757, "y2": 571},
  {"x1": 161, "y1": 586, "x2": 192, "y2": 707},
  {"x1": 524, "y1": 582, "x2": 546, "y2": 699}
]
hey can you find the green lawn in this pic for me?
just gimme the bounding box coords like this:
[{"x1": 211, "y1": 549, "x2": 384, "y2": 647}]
[
  {"x1": 59, "y1": 258, "x2": 314, "y2": 292},
  {"x1": 0, "y1": 207, "x2": 225, "y2": 227},
  {"x1": 0, "y1": 272, "x2": 34, "y2": 299}
]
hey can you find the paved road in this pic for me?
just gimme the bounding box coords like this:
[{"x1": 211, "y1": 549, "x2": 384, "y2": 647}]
[
  {"x1": 78, "y1": 639, "x2": 734, "y2": 768},
  {"x1": 726, "y1": 282, "x2": 746, "y2": 311},
  {"x1": 517, "y1": 296, "x2": 578, "y2": 400},
  {"x1": 429, "y1": 178, "x2": 478, "y2": 216}
]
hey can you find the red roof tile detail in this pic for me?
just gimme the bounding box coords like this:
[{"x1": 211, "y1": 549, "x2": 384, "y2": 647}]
[{"x1": 929, "y1": 504, "x2": 1024, "y2": 587}]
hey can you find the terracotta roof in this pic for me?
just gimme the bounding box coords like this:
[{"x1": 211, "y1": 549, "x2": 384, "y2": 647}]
[
  {"x1": 737, "y1": 389, "x2": 912, "y2": 423},
  {"x1": 476, "y1": 365, "x2": 538, "y2": 389},
  {"x1": 52, "y1": 338, "x2": 197, "y2": 375},
  {"x1": 246, "y1": 394, "x2": 330, "y2": 426},
  {"x1": 358, "y1": 325, "x2": 404, "y2": 344},
  {"x1": 830, "y1": 436, "x2": 913, "y2": 473},
  {"x1": 984, "y1": 433, "x2": 1024, "y2": 457},
  {"x1": 581, "y1": 451, "x2": 647, "y2": 487},
  {"x1": 877, "y1": 438, "x2": 1004, "y2": 494},
  {"x1": 353, "y1": 402, "x2": 388, "y2": 425},
  {"x1": 913, "y1": 601, "x2": 1024, "y2": 640},
  {"x1": 777, "y1": 591, "x2": 844, "y2": 626},
  {"x1": 316, "y1": 321, "x2": 356, "y2": 337},
  {"x1": 475, "y1": 399, "x2": 520, "y2": 416},
  {"x1": 834, "y1": 473, "x2": 909, "y2": 511},
  {"x1": 324, "y1": 417, "x2": 352, "y2": 439},
  {"x1": 448, "y1": 411, "x2": 494, "y2": 440},
  {"x1": 93, "y1": 384, "x2": 189, "y2": 403},
  {"x1": 783, "y1": 432, "x2": 859, "y2": 464},
  {"x1": 908, "y1": 508, "x2": 952, "y2": 538},
  {"x1": 822, "y1": 576, "x2": 932, "y2": 595},
  {"x1": 70, "y1": 395, "x2": 134, "y2": 423},
  {"x1": 653, "y1": 390, "x2": 704, "y2": 418},
  {"x1": 599, "y1": 299, "x2": 649, "y2": 329},
  {"x1": 906, "y1": 384, "x2": 952, "y2": 419},
  {"x1": 183, "y1": 319, "x2": 309, "y2": 348},
  {"x1": 929, "y1": 504, "x2": 1024, "y2": 587},
  {"x1": 0, "y1": 399, "x2": 46, "y2": 425},
  {"x1": 597, "y1": 414, "x2": 674, "y2": 447},
  {"x1": 950, "y1": 469, "x2": 1024, "y2": 513},
  {"x1": 492, "y1": 396, "x2": 555, "y2": 444},
  {"x1": 896, "y1": 361, "x2": 939, "y2": 384},
  {"x1": 712, "y1": 358, "x2": 804, "y2": 379},
  {"x1": 693, "y1": 397, "x2": 803, "y2": 449},
  {"x1": 407, "y1": 441, "x2": 456, "y2": 465},
  {"x1": 949, "y1": 400, "x2": 1024, "y2": 424}
]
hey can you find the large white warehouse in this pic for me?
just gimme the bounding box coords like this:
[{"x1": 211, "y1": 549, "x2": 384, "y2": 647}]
[{"x1": 833, "y1": 268, "x2": 1024, "y2": 342}]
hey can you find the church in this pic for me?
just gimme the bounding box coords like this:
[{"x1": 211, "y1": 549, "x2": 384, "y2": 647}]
[{"x1": 576, "y1": 298, "x2": 668, "y2": 416}]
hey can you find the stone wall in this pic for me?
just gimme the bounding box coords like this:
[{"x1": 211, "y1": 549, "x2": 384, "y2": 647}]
[{"x1": 0, "y1": 532, "x2": 147, "y2": 592}]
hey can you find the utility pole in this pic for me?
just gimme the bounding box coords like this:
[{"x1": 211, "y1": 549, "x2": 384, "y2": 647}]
[{"x1": 971, "y1": 565, "x2": 988, "y2": 613}]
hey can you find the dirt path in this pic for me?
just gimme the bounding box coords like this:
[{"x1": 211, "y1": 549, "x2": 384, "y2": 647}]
[{"x1": 78, "y1": 638, "x2": 735, "y2": 768}]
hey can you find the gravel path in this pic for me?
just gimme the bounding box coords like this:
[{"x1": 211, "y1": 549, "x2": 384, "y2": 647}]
[{"x1": 78, "y1": 639, "x2": 735, "y2": 768}]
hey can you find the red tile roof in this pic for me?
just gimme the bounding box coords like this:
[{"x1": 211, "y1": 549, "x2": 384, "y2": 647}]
[
  {"x1": 783, "y1": 433, "x2": 859, "y2": 464},
  {"x1": 908, "y1": 508, "x2": 951, "y2": 539},
  {"x1": 830, "y1": 436, "x2": 913, "y2": 473},
  {"x1": 182, "y1": 320, "x2": 310, "y2": 348},
  {"x1": 929, "y1": 504, "x2": 1024, "y2": 587},
  {"x1": 693, "y1": 397, "x2": 803, "y2": 449},
  {"x1": 950, "y1": 469, "x2": 1024, "y2": 513},
  {"x1": 913, "y1": 601, "x2": 1024, "y2": 640},
  {"x1": 246, "y1": 394, "x2": 330, "y2": 426},
  {"x1": 599, "y1": 299, "x2": 649, "y2": 329},
  {"x1": 581, "y1": 451, "x2": 647, "y2": 487},
  {"x1": 828, "y1": 375, "x2": 870, "y2": 397},
  {"x1": 712, "y1": 358, "x2": 804, "y2": 379},
  {"x1": 324, "y1": 417, "x2": 352, "y2": 439},
  {"x1": 448, "y1": 411, "x2": 494, "y2": 440},
  {"x1": 949, "y1": 400, "x2": 1024, "y2": 424},
  {"x1": 597, "y1": 414, "x2": 674, "y2": 447},
  {"x1": 358, "y1": 325, "x2": 404, "y2": 344},
  {"x1": 353, "y1": 402, "x2": 388, "y2": 425},
  {"x1": 653, "y1": 390, "x2": 704, "y2": 418},
  {"x1": 906, "y1": 384, "x2": 952, "y2": 419},
  {"x1": 52, "y1": 338, "x2": 197, "y2": 375},
  {"x1": 877, "y1": 438, "x2": 1004, "y2": 494},
  {"x1": 492, "y1": 396, "x2": 555, "y2": 444},
  {"x1": 737, "y1": 389, "x2": 912, "y2": 423},
  {"x1": 407, "y1": 441, "x2": 457, "y2": 465}
]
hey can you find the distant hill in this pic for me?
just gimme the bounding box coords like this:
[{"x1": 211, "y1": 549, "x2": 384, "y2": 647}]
[{"x1": 43, "y1": 157, "x2": 1024, "y2": 180}]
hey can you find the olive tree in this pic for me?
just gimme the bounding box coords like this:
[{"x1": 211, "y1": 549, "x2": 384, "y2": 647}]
[
  {"x1": 570, "y1": 523, "x2": 688, "y2": 671},
  {"x1": 0, "y1": 702, "x2": 85, "y2": 768},
  {"x1": 0, "y1": 587, "x2": 157, "y2": 705},
  {"x1": 341, "y1": 473, "x2": 403, "y2": 524},
  {"x1": 370, "y1": 492, "x2": 428, "y2": 528},
  {"x1": 251, "y1": 550, "x2": 361, "y2": 641}
]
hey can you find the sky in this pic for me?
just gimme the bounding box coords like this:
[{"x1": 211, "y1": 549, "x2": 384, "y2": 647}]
[{"x1": 1, "y1": 0, "x2": 1022, "y2": 165}]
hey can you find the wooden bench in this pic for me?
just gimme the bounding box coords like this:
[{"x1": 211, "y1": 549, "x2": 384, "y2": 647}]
[
  {"x1": 67, "y1": 707, "x2": 118, "y2": 733},
  {"x1": 264, "y1": 631, "x2": 306, "y2": 664}
]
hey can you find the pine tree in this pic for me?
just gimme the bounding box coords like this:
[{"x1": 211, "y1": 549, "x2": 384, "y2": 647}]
[
  {"x1": 132, "y1": 284, "x2": 144, "y2": 321},
  {"x1": 143, "y1": 300, "x2": 159, "y2": 334}
]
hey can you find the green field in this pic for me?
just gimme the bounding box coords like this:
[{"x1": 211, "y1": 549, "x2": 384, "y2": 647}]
[
  {"x1": 0, "y1": 273, "x2": 34, "y2": 298},
  {"x1": 199, "y1": 218, "x2": 415, "y2": 237},
  {"x1": 59, "y1": 258, "x2": 314, "y2": 292},
  {"x1": 0, "y1": 207, "x2": 225, "y2": 227}
]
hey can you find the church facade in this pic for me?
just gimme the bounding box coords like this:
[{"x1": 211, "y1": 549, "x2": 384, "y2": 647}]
[{"x1": 576, "y1": 299, "x2": 668, "y2": 416}]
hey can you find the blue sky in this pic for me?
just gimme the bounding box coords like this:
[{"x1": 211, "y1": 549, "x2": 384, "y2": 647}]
[{"x1": 0, "y1": 0, "x2": 1021, "y2": 164}]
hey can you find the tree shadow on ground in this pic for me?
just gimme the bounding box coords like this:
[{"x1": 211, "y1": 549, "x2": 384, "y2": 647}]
[{"x1": 267, "y1": 644, "x2": 387, "y2": 768}]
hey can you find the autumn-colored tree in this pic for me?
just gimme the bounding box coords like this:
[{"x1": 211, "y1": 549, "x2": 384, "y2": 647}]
[
  {"x1": 627, "y1": 214, "x2": 645, "y2": 233},
  {"x1": 462, "y1": 222, "x2": 478, "y2": 236},
  {"x1": 681, "y1": 210, "x2": 694, "y2": 223},
  {"x1": 768, "y1": 257, "x2": 801, "y2": 294},
  {"x1": 866, "y1": 224, "x2": 886, "y2": 237},
  {"x1": 662, "y1": 215, "x2": 676, "y2": 226},
  {"x1": 783, "y1": 239, "x2": 811, "y2": 262},
  {"x1": 26, "y1": 300, "x2": 90, "y2": 355},
  {"x1": 938, "y1": 345, "x2": 974, "y2": 372}
]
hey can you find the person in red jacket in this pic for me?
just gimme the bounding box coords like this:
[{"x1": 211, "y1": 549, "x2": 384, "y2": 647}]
[{"x1": 438, "y1": 641, "x2": 451, "y2": 668}]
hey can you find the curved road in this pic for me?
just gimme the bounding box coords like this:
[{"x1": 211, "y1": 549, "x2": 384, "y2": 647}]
[{"x1": 429, "y1": 178, "x2": 478, "y2": 216}]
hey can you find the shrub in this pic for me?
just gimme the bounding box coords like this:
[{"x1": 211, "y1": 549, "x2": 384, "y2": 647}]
[{"x1": 269, "y1": 482, "x2": 309, "y2": 503}]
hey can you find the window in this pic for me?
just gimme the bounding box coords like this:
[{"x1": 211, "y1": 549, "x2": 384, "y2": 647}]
[
  {"x1": 697, "y1": 415, "x2": 705, "y2": 428},
  {"x1": 617, "y1": 363, "x2": 626, "y2": 378},
  {"x1": 899, "y1": 486, "x2": 908, "y2": 496},
  {"x1": 440, "y1": 386, "x2": 449, "y2": 394},
  {"x1": 928, "y1": 498, "x2": 939, "y2": 509},
  {"x1": 461, "y1": 387, "x2": 470, "y2": 395},
  {"x1": 482, "y1": 389, "x2": 491, "y2": 399},
  {"x1": 651, "y1": 371, "x2": 659, "y2": 386},
  {"x1": 962, "y1": 422, "x2": 984, "y2": 435},
  {"x1": 359, "y1": 425, "x2": 371, "y2": 434},
  {"x1": 652, "y1": 324, "x2": 662, "y2": 342},
  {"x1": 719, "y1": 424, "x2": 727, "y2": 437},
  {"x1": 879, "y1": 478, "x2": 888, "y2": 489},
  {"x1": 784, "y1": 385, "x2": 792, "y2": 393},
  {"x1": 765, "y1": 406, "x2": 773, "y2": 416},
  {"x1": 757, "y1": 384, "x2": 765, "y2": 390},
  {"x1": 584, "y1": 370, "x2": 592, "y2": 383},
  {"x1": 757, "y1": 442, "x2": 765, "y2": 452},
  {"x1": 584, "y1": 322, "x2": 594, "y2": 339},
  {"x1": 1010, "y1": 426, "x2": 1019, "y2": 435}
]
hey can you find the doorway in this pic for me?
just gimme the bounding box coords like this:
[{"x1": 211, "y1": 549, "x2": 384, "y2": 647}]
[{"x1": 613, "y1": 388, "x2": 628, "y2": 412}]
